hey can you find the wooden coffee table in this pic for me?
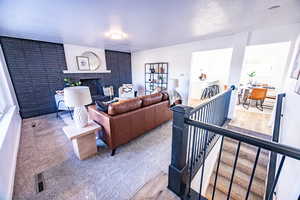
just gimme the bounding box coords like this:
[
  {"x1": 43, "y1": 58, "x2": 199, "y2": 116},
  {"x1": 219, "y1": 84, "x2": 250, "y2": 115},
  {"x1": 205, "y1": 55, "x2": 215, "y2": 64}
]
[{"x1": 63, "y1": 121, "x2": 101, "y2": 160}]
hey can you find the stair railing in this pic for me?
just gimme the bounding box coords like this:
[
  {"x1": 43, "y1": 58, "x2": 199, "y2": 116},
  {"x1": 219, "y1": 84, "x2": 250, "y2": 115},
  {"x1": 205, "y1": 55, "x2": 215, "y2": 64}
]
[
  {"x1": 168, "y1": 91, "x2": 300, "y2": 200},
  {"x1": 184, "y1": 119, "x2": 300, "y2": 200},
  {"x1": 167, "y1": 86, "x2": 234, "y2": 198},
  {"x1": 265, "y1": 93, "x2": 286, "y2": 200}
]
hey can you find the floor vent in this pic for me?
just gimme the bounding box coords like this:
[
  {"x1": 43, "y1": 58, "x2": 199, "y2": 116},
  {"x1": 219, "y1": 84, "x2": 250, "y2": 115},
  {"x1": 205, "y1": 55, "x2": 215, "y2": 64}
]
[{"x1": 35, "y1": 172, "x2": 45, "y2": 193}]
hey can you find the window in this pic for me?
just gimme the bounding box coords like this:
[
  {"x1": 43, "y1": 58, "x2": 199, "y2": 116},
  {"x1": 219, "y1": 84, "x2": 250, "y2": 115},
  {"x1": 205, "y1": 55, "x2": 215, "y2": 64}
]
[{"x1": 240, "y1": 42, "x2": 291, "y2": 89}]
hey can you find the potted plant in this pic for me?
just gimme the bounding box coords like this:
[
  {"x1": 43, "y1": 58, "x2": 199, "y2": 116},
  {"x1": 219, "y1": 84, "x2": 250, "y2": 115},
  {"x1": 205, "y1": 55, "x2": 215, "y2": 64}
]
[
  {"x1": 64, "y1": 78, "x2": 82, "y2": 87},
  {"x1": 247, "y1": 71, "x2": 256, "y2": 85}
]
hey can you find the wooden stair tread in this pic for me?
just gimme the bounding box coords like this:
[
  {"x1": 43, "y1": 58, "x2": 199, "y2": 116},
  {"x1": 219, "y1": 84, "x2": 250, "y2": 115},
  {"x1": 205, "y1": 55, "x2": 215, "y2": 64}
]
[
  {"x1": 206, "y1": 184, "x2": 234, "y2": 200},
  {"x1": 223, "y1": 139, "x2": 269, "y2": 167},
  {"x1": 221, "y1": 149, "x2": 267, "y2": 182},
  {"x1": 212, "y1": 162, "x2": 265, "y2": 197},
  {"x1": 224, "y1": 137, "x2": 269, "y2": 156},
  {"x1": 205, "y1": 139, "x2": 269, "y2": 200},
  {"x1": 209, "y1": 174, "x2": 263, "y2": 200}
]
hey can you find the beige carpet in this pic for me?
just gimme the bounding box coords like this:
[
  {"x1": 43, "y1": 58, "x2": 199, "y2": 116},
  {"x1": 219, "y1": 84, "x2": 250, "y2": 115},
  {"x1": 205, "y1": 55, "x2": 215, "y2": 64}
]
[{"x1": 13, "y1": 113, "x2": 172, "y2": 200}]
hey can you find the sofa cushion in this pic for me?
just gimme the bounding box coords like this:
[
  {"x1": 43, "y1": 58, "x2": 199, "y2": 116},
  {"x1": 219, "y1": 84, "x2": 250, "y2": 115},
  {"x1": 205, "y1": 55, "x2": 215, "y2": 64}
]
[
  {"x1": 108, "y1": 98, "x2": 142, "y2": 116},
  {"x1": 160, "y1": 91, "x2": 169, "y2": 101},
  {"x1": 140, "y1": 93, "x2": 163, "y2": 107}
]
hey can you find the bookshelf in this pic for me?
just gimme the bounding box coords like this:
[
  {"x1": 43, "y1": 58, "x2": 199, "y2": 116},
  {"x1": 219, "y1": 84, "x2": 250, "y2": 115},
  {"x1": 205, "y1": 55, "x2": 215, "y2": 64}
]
[{"x1": 144, "y1": 62, "x2": 168, "y2": 95}]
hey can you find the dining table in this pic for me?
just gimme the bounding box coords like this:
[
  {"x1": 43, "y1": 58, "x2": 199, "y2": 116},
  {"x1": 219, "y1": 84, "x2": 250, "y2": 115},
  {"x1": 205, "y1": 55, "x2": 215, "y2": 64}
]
[{"x1": 238, "y1": 84, "x2": 276, "y2": 106}]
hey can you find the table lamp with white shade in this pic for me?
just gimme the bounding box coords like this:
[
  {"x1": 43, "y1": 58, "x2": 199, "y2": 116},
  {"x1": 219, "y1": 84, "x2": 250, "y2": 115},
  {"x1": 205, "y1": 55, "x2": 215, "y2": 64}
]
[
  {"x1": 168, "y1": 78, "x2": 182, "y2": 104},
  {"x1": 64, "y1": 86, "x2": 92, "y2": 128}
]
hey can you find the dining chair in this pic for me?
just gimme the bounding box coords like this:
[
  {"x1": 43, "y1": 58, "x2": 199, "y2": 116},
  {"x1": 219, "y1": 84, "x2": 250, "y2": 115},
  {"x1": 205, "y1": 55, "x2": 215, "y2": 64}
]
[{"x1": 243, "y1": 88, "x2": 268, "y2": 111}]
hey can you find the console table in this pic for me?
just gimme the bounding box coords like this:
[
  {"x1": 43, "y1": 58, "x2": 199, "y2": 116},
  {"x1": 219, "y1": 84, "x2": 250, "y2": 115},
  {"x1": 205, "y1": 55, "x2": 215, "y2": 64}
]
[{"x1": 62, "y1": 121, "x2": 101, "y2": 160}]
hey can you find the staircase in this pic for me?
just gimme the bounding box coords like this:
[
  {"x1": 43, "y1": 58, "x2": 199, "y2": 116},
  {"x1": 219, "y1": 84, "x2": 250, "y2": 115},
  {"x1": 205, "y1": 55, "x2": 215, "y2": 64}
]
[{"x1": 205, "y1": 137, "x2": 269, "y2": 200}]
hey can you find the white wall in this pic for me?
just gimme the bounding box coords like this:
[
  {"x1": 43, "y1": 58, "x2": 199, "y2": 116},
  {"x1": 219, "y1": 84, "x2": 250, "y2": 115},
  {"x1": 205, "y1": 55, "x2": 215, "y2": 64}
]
[
  {"x1": 0, "y1": 107, "x2": 21, "y2": 200},
  {"x1": 0, "y1": 46, "x2": 22, "y2": 200},
  {"x1": 131, "y1": 23, "x2": 300, "y2": 106},
  {"x1": 63, "y1": 44, "x2": 110, "y2": 73},
  {"x1": 276, "y1": 36, "x2": 300, "y2": 200},
  {"x1": 132, "y1": 35, "x2": 236, "y2": 104}
]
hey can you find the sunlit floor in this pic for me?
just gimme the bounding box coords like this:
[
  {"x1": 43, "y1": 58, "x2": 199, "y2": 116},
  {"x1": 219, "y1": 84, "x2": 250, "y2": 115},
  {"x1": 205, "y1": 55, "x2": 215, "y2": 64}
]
[
  {"x1": 229, "y1": 104, "x2": 273, "y2": 135},
  {"x1": 188, "y1": 98, "x2": 205, "y2": 107},
  {"x1": 188, "y1": 97, "x2": 273, "y2": 135}
]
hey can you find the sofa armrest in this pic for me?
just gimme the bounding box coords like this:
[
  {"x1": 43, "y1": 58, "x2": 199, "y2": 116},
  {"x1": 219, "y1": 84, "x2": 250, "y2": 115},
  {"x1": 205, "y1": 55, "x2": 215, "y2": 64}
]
[
  {"x1": 88, "y1": 105, "x2": 114, "y2": 148},
  {"x1": 88, "y1": 105, "x2": 112, "y2": 119}
]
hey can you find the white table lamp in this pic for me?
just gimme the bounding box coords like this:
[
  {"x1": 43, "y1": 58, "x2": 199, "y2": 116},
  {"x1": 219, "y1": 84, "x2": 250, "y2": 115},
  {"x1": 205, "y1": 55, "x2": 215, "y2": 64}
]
[
  {"x1": 169, "y1": 78, "x2": 179, "y2": 90},
  {"x1": 64, "y1": 86, "x2": 92, "y2": 128},
  {"x1": 168, "y1": 78, "x2": 182, "y2": 104}
]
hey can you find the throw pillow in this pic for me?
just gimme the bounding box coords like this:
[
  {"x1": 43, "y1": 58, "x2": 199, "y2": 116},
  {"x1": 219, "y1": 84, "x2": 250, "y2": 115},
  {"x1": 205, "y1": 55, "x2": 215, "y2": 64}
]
[
  {"x1": 95, "y1": 101, "x2": 108, "y2": 113},
  {"x1": 95, "y1": 99, "x2": 118, "y2": 113}
]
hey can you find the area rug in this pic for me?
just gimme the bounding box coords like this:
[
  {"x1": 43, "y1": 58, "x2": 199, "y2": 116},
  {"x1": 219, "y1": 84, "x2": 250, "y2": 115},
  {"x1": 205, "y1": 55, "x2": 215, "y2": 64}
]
[{"x1": 13, "y1": 113, "x2": 172, "y2": 200}]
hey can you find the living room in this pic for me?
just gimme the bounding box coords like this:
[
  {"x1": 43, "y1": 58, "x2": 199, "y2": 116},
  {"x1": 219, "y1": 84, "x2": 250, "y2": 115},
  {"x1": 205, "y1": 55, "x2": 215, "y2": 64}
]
[{"x1": 1, "y1": 1, "x2": 300, "y2": 200}]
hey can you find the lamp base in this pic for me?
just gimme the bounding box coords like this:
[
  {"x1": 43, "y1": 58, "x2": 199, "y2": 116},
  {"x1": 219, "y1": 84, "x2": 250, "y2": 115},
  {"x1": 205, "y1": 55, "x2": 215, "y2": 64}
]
[{"x1": 73, "y1": 106, "x2": 88, "y2": 128}]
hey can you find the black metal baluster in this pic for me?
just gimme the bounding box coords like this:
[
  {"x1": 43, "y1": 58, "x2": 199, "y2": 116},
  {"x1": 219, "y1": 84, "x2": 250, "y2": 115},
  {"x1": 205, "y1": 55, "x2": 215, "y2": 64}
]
[
  {"x1": 245, "y1": 147, "x2": 261, "y2": 200},
  {"x1": 186, "y1": 118, "x2": 193, "y2": 196},
  {"x1": 212, "y1": 136, "x2": 225, "y2": 200},
  {"x1": 200, "y1": 107, "x2": 205, "y2": 153},
  {"x1": 191, "y1": 114, "x2": 197, "y2": 166},
  {"x1": 197, "y1": 110, "x2": 202, "y2": 160},
  {"x1": 195, "y1": 111, "x2": 200, "y2": 161},
  {"x1": 187, "y1": 121, "x2": 197, "y2": 196},
  {"x1": 227, "y1": 141, "x2": 241, "y2": 200},
  {"x1": 199, "y1": 120, "x2": 209, "y2": 199},
  {"x1": 267, "y1": 156, "x2": 286, "y2": 200}
]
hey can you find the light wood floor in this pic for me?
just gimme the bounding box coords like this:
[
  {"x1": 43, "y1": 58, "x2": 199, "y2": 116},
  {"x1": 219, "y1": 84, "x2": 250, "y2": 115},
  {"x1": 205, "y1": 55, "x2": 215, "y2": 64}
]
[
  {"x1": 131, "y1": 172, "x2": 180, "y2": 200},
  {"x1": 189, "y1": 98, "x2": 273, "y2": 135},
  {"x1": 230, "y1": 106, "x2": 273, "y2": 135}
]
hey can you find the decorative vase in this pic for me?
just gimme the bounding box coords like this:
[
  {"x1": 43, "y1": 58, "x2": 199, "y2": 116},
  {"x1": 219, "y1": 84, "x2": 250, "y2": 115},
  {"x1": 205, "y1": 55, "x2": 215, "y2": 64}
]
[{"x1": 73, "y1": 106, "x2": 89, "y2": 128}]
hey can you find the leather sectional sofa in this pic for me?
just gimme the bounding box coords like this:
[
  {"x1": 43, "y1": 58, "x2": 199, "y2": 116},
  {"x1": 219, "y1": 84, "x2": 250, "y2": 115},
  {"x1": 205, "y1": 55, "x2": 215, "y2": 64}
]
[{"x1": 88, "y1": 92, "x2": 172, "y2": 155}]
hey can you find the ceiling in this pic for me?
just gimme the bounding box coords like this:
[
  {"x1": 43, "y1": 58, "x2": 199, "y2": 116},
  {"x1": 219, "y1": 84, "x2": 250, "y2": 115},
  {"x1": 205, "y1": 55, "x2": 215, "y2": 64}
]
[{"x1": 0, "y1": 0, "x2": 300, "y2": 52}]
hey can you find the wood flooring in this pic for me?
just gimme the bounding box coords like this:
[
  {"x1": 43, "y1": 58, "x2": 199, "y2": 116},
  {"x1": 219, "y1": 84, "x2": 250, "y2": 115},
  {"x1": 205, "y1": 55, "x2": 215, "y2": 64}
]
[{"x1": 131, "y1": 172, "x2": 180, "y2": 200}]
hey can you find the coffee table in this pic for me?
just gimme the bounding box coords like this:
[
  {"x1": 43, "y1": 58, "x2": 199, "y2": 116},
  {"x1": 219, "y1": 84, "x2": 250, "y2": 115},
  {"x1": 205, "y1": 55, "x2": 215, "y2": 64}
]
[{"x1": 63, "y1": 121, "x2": 101, "y2": 160}]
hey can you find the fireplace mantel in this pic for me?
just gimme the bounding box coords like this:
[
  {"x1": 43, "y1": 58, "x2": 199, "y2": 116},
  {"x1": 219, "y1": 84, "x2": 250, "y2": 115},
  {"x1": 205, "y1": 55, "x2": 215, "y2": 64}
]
[{"x1": 63, "y1": 69, "x2": 111, "y2": 74}]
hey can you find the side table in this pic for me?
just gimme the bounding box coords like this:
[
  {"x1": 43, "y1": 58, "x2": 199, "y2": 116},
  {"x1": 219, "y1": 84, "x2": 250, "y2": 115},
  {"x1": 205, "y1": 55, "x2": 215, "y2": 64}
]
[{"x1": 62, "y1": 121, "x2": 101, "y2": 160}]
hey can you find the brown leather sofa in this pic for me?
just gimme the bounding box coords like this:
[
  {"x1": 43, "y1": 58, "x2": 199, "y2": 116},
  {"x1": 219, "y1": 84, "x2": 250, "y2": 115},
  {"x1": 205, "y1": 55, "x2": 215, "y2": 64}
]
[{"x1": 88, "y1": 92, "x2": 172, "y2": 155}]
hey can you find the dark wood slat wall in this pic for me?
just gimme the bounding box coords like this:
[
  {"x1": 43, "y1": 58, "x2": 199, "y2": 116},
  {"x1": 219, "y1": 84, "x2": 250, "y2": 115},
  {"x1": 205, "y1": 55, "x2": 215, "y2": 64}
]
[{"x1": 0, "y1": 37, "x2": 132, "y2": 118}]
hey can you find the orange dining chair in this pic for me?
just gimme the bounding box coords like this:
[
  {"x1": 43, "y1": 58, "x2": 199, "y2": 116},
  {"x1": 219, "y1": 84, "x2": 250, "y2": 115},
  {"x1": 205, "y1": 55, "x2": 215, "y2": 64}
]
[{"x1": 243, "y1": 88, "x2": 268, "y2": 111}]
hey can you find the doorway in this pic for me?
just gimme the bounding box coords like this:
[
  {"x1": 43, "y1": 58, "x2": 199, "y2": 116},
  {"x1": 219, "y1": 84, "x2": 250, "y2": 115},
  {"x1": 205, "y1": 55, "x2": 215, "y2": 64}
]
[
  {"x1": 230, "y1": 42, "x2": 291, "y2": 135},
  {"x1": 188, "y1": 48, "x2": 233, "y2": 107}
]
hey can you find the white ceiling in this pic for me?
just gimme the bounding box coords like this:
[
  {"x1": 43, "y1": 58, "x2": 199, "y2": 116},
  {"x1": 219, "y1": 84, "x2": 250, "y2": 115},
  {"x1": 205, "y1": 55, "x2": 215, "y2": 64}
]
[{"x1": 0, "y1": 0, "x2": 300, "y2": 52}]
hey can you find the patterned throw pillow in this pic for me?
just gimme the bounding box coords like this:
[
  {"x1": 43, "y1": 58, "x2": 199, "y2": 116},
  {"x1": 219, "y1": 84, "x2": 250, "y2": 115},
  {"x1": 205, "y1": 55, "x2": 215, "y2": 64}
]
[{"x1": 95, "y1": 99, "x2": 118, "y2": 113}]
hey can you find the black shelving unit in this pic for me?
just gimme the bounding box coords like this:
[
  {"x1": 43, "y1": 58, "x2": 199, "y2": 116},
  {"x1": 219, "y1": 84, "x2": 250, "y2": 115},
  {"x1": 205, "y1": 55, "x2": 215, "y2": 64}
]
[{"x1": 144, "y1": 62, "x2": 168, "y2": 95}]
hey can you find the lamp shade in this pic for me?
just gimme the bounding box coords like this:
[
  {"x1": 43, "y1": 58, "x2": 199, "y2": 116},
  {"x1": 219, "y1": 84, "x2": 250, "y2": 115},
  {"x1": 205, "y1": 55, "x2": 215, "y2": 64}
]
[
  {"x1": 64, "y1": 86, "x2": 92, "y2": 107},
  {"x1": 169, "y1": 78, "x2": 179, "y2": 89}
]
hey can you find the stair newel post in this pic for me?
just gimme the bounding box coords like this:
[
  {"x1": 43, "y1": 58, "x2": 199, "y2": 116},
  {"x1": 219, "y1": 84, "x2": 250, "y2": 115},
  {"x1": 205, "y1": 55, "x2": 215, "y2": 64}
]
[{"x1": 168, "y1": 104, "x2": 193, "y2": 197}]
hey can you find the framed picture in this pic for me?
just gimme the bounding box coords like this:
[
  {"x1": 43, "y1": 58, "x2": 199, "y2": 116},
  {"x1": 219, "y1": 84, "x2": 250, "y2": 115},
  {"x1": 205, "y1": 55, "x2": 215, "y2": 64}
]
[
  {"x1": 76, "y1": 56, "x2": 90, "y2": 71},
  {"x1": 291, "y1": 43, "x2": 300, "y2": 79}
]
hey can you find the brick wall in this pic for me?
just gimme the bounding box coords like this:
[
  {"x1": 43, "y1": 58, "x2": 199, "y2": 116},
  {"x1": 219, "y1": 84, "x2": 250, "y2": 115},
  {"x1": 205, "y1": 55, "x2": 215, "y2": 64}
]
[{"x1": 0, "y1": 37, "x2": 132, "y2": 118}]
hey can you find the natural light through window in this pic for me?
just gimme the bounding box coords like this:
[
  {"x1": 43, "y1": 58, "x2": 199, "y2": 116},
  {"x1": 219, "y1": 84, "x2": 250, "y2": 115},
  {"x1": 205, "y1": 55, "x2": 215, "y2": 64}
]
[{"x1": 240, "y1": 42, "x2": 291, "y2": 90}]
